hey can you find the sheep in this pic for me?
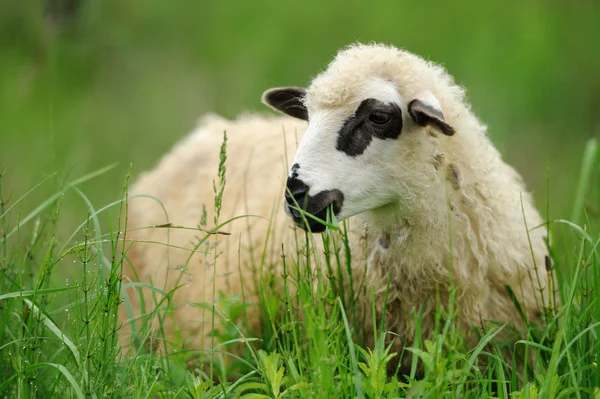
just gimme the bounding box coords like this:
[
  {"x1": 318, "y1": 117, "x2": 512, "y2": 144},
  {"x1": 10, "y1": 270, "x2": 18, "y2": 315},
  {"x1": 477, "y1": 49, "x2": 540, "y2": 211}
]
[
  {"x1": 123, "y1": 43, "x2": 553, "y2": 374},
  {"x1": 265, "y1": 43, "x2": 554, "y2": 367}
]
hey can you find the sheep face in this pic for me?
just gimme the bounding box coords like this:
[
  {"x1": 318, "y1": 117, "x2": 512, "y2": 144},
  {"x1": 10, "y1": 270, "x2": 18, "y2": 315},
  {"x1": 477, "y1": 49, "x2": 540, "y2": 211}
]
[{"x1": 262, "y1": 47, "x2": 455, "y2": 232}]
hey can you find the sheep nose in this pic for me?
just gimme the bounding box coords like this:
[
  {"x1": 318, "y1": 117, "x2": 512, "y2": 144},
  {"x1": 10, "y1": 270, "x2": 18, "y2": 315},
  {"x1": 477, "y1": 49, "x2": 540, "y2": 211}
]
[{"x1": 285, "y1": 176, "x2": 309, "y2": 207}]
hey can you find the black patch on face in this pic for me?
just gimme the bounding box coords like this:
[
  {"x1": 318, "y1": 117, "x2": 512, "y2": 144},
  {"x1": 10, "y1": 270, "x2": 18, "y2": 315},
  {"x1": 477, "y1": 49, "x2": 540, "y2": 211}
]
[{"x1": 336, "y1": 98, "x2": 403, "y2": 157}]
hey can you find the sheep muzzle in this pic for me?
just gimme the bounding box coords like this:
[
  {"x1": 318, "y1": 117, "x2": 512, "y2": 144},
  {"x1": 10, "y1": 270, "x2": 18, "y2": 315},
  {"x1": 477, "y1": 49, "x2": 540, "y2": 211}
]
[{"x1": 284, "y1": 178, "x2": 344, "y2": 233}]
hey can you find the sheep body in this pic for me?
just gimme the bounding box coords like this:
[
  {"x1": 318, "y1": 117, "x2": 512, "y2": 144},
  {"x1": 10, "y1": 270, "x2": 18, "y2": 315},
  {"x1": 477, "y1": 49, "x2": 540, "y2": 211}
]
[
  {"x1": 124, "y1": 114, "x2": 312, "y2": 350},
  {"x1": 124, "y1": 44, "x2": 552, "y2": 371}
]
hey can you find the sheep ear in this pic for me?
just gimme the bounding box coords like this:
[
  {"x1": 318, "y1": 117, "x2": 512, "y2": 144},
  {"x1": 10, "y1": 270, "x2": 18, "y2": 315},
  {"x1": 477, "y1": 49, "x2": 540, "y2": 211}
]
[
  {"x1": 408, "y1": 92, "x2": 455, "y2": 136},
  {"x1": 262, "y1": 87, "x2": 308, "y2": 121}
]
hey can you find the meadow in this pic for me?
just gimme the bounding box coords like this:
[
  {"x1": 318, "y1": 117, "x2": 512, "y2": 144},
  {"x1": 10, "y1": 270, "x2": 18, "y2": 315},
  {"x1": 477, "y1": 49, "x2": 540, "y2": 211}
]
[{"x1": 1, "y1": 1, "x2": 600, "y2": 397}]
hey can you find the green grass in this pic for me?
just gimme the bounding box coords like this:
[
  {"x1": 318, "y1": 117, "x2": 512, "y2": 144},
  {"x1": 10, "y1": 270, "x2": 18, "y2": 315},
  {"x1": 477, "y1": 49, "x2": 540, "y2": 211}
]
[{"x1": 1, "y1": 136, "x2": 600, "y2": 398}]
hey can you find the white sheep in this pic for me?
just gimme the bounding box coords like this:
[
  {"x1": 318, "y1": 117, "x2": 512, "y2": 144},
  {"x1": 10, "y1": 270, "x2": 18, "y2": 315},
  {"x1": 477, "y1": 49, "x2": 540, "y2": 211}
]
[
  {"x1": 123, "y1": 43, "x2": 553, "y2": 373},
  {"x1": 265, "y1": 42, "x2": 554, "y2": 367}
]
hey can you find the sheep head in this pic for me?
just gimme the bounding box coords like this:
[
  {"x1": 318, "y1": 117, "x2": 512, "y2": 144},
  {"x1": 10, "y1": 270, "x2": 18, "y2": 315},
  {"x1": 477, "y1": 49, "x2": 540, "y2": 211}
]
[{"x1": 262, "y1": 44, "x2": 458, "y2": 232}]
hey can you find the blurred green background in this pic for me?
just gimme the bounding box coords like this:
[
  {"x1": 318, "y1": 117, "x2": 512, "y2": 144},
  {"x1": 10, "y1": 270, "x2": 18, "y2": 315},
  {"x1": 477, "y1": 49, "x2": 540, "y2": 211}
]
[{"x1": 1, "y1": 0, "x2": 599, "y2": 225}]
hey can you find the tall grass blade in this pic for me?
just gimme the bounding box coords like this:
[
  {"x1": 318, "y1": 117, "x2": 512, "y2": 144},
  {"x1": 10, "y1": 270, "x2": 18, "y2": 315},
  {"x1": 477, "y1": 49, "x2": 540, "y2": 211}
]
[{"x1": 571, "y1": 138, "x2": 598, "y2": 224}]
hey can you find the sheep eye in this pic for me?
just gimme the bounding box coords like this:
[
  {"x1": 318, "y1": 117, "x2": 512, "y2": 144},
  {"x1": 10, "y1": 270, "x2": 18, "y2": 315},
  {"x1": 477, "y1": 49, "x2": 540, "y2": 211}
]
[{"x1": 368, "y1": 111, "x2": 390, "y2": 125}]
